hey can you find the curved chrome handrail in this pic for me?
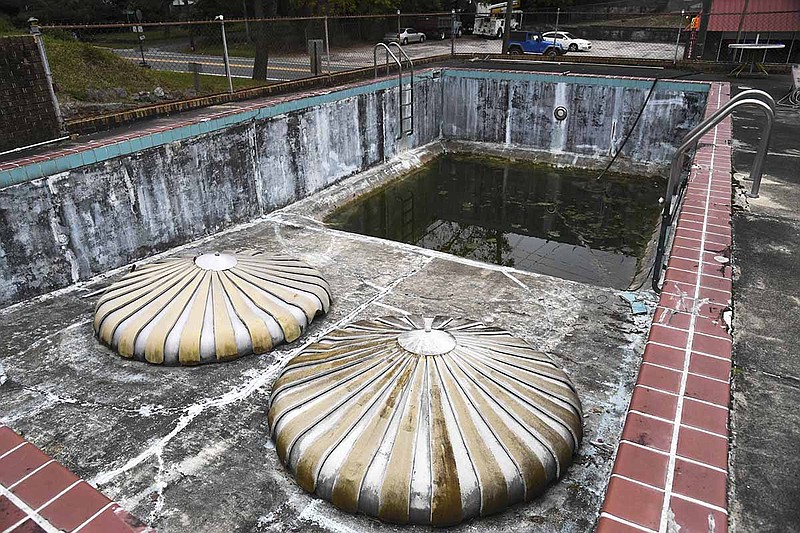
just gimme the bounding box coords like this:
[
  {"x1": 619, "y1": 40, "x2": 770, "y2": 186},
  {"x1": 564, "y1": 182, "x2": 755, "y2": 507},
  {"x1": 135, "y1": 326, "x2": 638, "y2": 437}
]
[
  {"x1": 373, "y1": 42, "x2": 401, "y2": 79},
  {"x1": 652, "y1": 92, "x2": 775, "y2": 292}
]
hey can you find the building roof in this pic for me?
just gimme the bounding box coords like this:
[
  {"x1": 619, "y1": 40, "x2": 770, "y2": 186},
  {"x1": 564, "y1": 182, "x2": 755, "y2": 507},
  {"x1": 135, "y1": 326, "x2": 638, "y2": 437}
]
[{"x1": 709, "y1": 0, "x2": 800, "y2": 32}]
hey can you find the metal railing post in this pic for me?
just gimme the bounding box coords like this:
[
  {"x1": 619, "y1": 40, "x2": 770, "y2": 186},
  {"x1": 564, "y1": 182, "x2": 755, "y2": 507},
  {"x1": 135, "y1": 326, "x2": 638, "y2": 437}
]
[
  {"x1": 28, "y1": 18, "x2": 64, "y2": 133},
  {"x1": 554, "y1": 7, "x2": 561, "y2": 49},
  {"x1": 324, "y1": 16, "x2": 331, "y2": 74},
  {"x1": 216, "y1": 15, "x2": 234, "y2": 94},
  {"x1": 388, "y1": 42, "x2": 414, "y2": 134},
  {"x1": 652, "y1": 91, "x2": 775, "y2": 291},
  {"x1": 451, "y1": 10, "x2": 456, "y2": 56},
  {"x1": 674, "y1": 9, "x2": 684, "y2": 64}
]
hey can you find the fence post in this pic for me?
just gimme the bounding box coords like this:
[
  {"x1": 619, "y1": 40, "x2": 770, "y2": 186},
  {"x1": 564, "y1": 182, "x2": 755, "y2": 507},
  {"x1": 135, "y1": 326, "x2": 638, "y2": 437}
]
[
  {"x1": 242, "y1": 0, "x2": 251, "y2": 42},
  {"x1": 216, "y1": 15, "x2": 234, "y2": 94},
  {"x1": 324, "y1": 16, "x2": 331, "y2": 74},
  {"x1": 673, "y1": 9, "x2": 684, "y2": 64},
  {"x1": 554, "y1": 7, "x2": 560, "y2": 46},
  {"x1": 27, "y1": 18, "x2": 64, "y2": 133},
  {"x1": 451, "y1": 10, "x2": 456, "y2": 56},
  {"x1": 190, "y1": 62, "x2": 202, "y2": 91}
]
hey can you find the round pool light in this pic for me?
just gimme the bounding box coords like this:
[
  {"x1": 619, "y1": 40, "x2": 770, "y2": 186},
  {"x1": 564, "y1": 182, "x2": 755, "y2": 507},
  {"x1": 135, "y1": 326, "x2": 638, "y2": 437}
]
[
  {"x1": 93, "y1": 252, "x2": 331, "y2": 365},
  {"x1": 554, "y1": 106, "x2": 568, "y2": 121},
  {"x1": 268, "y1": 315, "x2": 583, "y2": 526}
]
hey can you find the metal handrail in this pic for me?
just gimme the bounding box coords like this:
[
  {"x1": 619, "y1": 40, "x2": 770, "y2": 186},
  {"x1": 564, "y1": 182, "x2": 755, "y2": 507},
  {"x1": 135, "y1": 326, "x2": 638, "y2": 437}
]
[
  {"x1": 652, "y1": 91, "x2": 775, "y2": 292},
  {"x1": 373, "y1": 42, "x2": 401, "y2": 79},
  {"x1": 388, "y1": 42, "x2": 415, "y2": 134},
  {"x1": 681, "y1": 89, "x2": 775, "y2": 198}
]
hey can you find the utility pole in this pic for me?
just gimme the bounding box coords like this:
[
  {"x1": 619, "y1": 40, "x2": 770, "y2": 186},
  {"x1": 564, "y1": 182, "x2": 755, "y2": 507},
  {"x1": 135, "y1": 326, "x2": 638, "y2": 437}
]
[
  {"x1": 501, "y1": 0, "x2": 513, "y2": 54},
  {"x1": 694, "y1": 0, "x2": 713, "y2": 60}
]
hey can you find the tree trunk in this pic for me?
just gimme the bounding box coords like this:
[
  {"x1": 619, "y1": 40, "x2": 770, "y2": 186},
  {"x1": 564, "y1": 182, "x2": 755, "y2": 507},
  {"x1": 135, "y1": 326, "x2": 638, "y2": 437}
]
[
  {"x1": 252, "y1": 0, "x2": 271, "y2": 81},
  {"x1": 501, "y1": 0, "x2": 513, "y2": 54}
]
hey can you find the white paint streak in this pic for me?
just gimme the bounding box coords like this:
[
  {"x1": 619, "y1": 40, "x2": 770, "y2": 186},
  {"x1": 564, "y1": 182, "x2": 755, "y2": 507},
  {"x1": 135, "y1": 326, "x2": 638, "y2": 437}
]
[{"x1": 659, "y1": 84, "x2": 722, "y2": 532}]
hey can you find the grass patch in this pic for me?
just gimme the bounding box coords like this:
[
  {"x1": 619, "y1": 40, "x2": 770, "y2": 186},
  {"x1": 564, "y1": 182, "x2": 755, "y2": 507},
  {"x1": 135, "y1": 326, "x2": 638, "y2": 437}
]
[
  {"x1": 0, "y1": 16, "x2": 24, "y2": 36},
  {"x1": 42, "y1": 36, "x2": 263, "y2": 101}
]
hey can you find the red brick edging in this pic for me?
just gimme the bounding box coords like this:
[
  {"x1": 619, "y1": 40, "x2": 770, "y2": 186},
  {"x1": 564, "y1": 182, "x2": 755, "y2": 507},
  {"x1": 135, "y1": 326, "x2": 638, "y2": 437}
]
[
  {"x1": 0, "y1": 426, "x2": 152, "y2": 533},
  {"x1": 599, "y1": 82, "x2": 734, "y2": 532}
]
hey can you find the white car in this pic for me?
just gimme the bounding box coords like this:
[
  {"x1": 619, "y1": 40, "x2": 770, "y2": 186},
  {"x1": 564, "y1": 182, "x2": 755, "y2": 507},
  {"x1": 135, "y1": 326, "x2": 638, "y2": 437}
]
[
  {"x1": 542, "y1": 32, "x2": 592, "y2": 52},
  {"x1": 384, "y1": 28, "x2": 426, "y2": 45}
]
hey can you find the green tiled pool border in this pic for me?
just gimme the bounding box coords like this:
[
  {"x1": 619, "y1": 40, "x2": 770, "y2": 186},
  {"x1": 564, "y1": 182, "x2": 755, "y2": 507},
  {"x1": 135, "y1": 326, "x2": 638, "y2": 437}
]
[{"x1": 0, "y1": 69, "x2": 710, "y2": 190}]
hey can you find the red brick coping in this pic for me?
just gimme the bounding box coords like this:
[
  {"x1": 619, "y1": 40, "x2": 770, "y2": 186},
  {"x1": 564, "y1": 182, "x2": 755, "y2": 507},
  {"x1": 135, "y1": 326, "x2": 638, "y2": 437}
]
[
  {"x1": 0, "y1": 426, "x2": 152, "y2": 533},
  {"x1": 599, "y1": 81, "x2": 733, "y2": 532}
]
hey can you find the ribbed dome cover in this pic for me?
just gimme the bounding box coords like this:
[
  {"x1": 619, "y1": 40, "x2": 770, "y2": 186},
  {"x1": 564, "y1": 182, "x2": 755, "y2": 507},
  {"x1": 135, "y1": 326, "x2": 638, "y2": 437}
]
[
  {"x1": 268, "y1": 315, "x2": 583, "y2": 526},
  {"x1": 93, "y1": 252, "x2": 331, "y2": 365}
]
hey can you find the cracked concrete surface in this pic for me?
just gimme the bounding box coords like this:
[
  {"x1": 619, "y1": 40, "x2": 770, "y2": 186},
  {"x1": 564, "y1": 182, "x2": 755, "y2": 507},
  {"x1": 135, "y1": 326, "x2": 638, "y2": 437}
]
[
  {"x1": 0, "y1": 151, "x2": 656, "y2": 532},
  {"x1": 729, "y1": 78, "x2": 800, "y2": 533}
]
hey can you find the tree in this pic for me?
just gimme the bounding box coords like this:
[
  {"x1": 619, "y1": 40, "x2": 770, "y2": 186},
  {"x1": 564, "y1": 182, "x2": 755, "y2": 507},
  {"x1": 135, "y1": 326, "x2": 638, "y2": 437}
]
[{"x1": 252, "y1": 0, "x2": 277, "y2": 81}]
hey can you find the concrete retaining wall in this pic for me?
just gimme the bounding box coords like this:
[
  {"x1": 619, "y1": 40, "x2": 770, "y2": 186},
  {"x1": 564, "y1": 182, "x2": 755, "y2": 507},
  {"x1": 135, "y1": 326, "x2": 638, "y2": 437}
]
[
  {"x1": 0, "y1": 36, "x2": 62, "y2": 152},
  {"x1": 0, "y1": 70, "x2": 708, "y2": 307},
  {"x1": 0, "y1": 77, "x2": 442, "y2": 306}
]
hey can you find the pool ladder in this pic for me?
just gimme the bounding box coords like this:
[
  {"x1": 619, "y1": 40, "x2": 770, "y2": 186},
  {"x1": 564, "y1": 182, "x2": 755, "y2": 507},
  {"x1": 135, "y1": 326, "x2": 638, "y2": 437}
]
[
  {"x1": 652, "y1": 89, "x2": 775, "y2": 292},
  {"x1": 374, "y1": 43, "x2": 414, "y2": 138}
]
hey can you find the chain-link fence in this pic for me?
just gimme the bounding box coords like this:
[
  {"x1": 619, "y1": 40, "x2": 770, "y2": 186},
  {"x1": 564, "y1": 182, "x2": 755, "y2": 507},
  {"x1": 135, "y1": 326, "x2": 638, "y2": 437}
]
[
  {"x1": 454, "y1": 9, "x2": 799, "y2": 64},
  {"x1": 36, "y1": 13, "x2": 456, "y2": 119},
  {"x1": 455, "y1": 10, "x2": 695, "y2": 61},
  {"x1": 31, "y1": 8, "x2": 799, "y2": 121}
]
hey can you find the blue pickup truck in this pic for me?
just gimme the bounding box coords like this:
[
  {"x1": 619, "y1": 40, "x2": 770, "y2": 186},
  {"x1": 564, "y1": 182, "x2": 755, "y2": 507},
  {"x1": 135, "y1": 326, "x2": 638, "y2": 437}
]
[{"x1": 507, "y1": 31, "x2": 566, "y2": 56}]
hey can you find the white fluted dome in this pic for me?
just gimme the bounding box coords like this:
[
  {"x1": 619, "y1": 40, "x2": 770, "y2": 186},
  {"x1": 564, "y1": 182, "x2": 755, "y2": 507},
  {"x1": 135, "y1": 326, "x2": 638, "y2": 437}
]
[
  {"x1": 93, "y1": 252, "x2": 331, "y2": 365},
  {"x1": 268, "y1": 315, "x2": 582, "y2": 526}
]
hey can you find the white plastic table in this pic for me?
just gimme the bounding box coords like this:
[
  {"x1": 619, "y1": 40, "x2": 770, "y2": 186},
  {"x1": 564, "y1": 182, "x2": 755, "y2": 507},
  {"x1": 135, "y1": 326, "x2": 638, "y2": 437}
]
[{"x1": 728, "y1": 43, "x2": 786, "y2": 77}]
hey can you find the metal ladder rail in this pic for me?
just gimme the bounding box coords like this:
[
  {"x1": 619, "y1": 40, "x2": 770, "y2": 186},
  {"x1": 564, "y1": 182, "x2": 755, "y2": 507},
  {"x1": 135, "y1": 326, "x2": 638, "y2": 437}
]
[
  {"x1": 373, "y1": 42, "x2": 401, "y2": 79},
  {"x1": 387, "y1": 42, "x2": 415, "y2": 136},
  {"x1": 652, "y1": 92, "x2": 775, "y2": 292},
  {"x1": 682, "y1": 89, "x2": 775, "y2": 197}
]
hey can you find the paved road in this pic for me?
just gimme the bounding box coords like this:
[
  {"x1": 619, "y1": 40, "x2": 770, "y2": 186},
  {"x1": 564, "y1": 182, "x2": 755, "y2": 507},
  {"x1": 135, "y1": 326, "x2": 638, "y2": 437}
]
[
  {"x1": 115, "y1": 36, "x2": 684, "y2": 82},
  {"x1": 115, "y1": 48, "x2": 352, "y2": 82}
]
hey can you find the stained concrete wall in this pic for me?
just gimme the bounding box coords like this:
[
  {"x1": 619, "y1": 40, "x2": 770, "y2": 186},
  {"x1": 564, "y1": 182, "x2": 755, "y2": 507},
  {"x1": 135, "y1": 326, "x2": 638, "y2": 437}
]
[
  {"x1": 0, "y1": 71, "x2": 707, "y2": 307},
  {"x1": 442, "y1": 73, "x2": 708, "y2": 172},
  {"x1": 0, "y1": 77, "x2": 442, "y2": 306}
]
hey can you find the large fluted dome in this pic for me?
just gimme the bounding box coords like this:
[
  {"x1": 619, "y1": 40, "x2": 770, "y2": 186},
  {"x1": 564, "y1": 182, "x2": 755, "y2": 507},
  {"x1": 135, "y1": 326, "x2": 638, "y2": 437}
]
[
  {"x1": 268, "y1": 315, "x2": 583, "y2": 526},
  {"x1": 93, "y1": 252, "x2": 331, "y2": 365}
]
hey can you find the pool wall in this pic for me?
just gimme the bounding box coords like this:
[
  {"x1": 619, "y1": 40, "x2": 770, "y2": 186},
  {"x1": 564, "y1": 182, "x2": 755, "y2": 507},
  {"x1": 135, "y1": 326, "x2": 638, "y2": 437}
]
[
  {"x1": 0, "y1": 69, "x2": 708, "y2": 307},
  {"x1": 443, "y1": 70, "x2": 709, "y2": 173},
  {"x1": 0, "y1": 75, "x2": 443, "y2": 306}
]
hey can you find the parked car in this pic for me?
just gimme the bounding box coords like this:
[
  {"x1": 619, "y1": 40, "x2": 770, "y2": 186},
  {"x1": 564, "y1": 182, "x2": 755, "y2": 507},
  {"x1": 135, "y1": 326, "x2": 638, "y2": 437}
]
[
  {"x1": 384, "y1": 28, "x2": 426, "y2": 45},
  {"x1": 507, "y1": 31, "x2": 566, "y2": 56},
  {"x1": 542, "y1": 31, "x2": 592, "y2": 52}
]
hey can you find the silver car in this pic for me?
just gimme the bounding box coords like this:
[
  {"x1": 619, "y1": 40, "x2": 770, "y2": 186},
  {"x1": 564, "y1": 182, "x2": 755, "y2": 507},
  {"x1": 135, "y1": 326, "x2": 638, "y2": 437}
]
[{"x1": 384, "y1": 28, "x2": 426, "y2": 45}]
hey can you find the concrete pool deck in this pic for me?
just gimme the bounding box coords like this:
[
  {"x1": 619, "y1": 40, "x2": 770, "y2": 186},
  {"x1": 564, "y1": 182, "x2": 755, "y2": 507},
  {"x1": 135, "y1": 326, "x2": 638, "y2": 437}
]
[
  {"x1": 0, "y1": 194, "x2": 653, "y2": 531},
  {"x1": 1, "y1": 61, "x2": 797, "y2": 532}
]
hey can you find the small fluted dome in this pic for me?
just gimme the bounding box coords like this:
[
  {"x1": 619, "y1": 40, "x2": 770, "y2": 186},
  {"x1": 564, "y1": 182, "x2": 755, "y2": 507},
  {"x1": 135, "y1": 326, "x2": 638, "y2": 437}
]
[
  {"x1": 93, "y1": 252, "x2": 331, "y2": 365},
  {"x1": 268, "y1": 315, "x2": 583, "y2": 526}
]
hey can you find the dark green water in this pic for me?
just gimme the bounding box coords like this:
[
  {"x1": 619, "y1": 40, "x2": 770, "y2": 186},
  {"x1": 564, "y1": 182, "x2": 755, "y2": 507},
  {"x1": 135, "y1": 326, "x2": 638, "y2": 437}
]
[{"x1": 326, "y1": 154, "x2": 664, "y2": 288}]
